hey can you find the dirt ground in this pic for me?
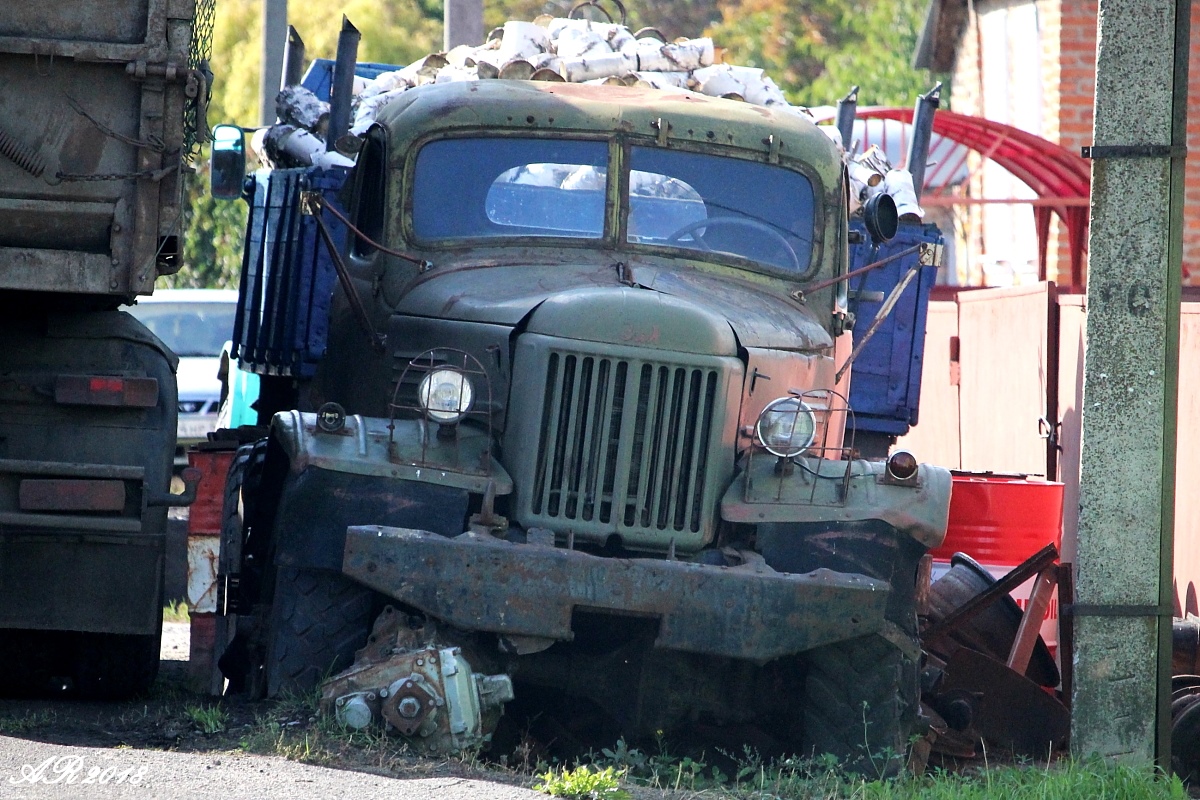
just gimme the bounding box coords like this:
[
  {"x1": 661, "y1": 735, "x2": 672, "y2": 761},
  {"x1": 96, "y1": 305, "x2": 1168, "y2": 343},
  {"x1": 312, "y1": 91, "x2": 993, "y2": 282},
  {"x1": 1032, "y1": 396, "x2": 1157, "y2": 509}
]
[{"x1": 0, "y1": 624, "x2": 545, "y2": 800}]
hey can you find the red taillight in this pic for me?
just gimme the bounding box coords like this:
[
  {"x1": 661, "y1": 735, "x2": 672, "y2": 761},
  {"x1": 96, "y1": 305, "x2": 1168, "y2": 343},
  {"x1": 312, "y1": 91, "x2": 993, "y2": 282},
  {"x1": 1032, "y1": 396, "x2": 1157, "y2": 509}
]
[{"x1": 55, "y1": 375, "x2": 158, "y2": 408}]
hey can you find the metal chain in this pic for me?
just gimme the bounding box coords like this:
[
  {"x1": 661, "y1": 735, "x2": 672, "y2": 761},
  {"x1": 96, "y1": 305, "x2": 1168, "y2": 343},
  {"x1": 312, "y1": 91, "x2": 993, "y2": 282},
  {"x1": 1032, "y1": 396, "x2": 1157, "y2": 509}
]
[
  {"x1": 66, "y1": 96, "x2": 166, "y2": 153},
  {"x1": 56, "y1": 164, "x2": 178, "y2": 183}
]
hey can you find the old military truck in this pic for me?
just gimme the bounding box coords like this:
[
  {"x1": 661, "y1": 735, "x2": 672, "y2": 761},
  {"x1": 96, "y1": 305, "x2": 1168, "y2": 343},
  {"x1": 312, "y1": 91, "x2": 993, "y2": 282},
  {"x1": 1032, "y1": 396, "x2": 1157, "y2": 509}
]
[
  {"x1": 213, "y1": 79, "x2": 951, "y2": 768},
  {"x1": 0, "y1": 1, "x2": 208, "y2": 697}
]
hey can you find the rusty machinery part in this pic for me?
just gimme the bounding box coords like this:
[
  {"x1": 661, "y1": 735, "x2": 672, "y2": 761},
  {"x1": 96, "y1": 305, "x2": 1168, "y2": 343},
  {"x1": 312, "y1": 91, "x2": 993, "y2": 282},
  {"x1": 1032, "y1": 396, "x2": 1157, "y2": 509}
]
[
  {"x1": 1174, "y1": 616, "x2": 1200, "y2": 676},
  {"x1": 924, "y1": 552, "x2": 1059, "y2": 688},
  {"x1": 321, "y1": 609, "x2": 514, "y2": 753},
  {"x1": 1173, "y1": 674, "x2": 1200, "y2": 784},
  {"x1": 937, "y1": 647, "x2": 1068, "y2": 759}
]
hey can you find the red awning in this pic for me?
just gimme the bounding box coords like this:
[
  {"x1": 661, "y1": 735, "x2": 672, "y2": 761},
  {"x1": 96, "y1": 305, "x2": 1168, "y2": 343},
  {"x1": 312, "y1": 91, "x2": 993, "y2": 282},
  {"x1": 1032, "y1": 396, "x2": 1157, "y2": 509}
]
[{"x1": 817, "y1": 107, "x2": 1091, "y2": 289}]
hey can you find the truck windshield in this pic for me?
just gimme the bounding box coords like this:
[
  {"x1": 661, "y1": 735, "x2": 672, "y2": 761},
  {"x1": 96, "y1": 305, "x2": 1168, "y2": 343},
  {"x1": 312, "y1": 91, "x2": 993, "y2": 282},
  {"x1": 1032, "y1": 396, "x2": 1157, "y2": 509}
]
[
  {"x1": 627, "y1": 147, "x2": 815, "y2": 274},
  {"x1": 411, "y1": 137, "x2": 816, "y2": 274},
  {"x1": 412, "y1": 138, "x2": 608, "y2": 240}
]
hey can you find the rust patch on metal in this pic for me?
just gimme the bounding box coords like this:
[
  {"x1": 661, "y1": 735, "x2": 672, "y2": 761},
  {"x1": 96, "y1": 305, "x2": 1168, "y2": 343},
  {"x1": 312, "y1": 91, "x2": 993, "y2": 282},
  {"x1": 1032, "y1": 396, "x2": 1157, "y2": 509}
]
[
  {"x1": 343, "y1": 525, "x2": 889, "y2": 661},
  {"x1": 19, "y1": 478, "x2": 124, "y2": 512}
]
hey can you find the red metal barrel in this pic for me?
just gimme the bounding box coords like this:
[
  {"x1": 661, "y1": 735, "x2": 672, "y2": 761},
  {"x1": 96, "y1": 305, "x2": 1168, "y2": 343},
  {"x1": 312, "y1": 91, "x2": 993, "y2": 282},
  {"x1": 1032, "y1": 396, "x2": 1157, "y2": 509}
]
[
  {"x1": 930, "y1": 472, "x2": 1064, "y2": 563},
  {"x1": 929, "y1": 472, "x2": 1065, "y2": 658}
]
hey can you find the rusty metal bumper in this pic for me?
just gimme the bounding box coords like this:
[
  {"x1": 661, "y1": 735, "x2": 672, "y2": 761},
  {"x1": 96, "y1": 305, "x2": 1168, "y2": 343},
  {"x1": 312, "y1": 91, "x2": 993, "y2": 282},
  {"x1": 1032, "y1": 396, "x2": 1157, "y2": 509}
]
[{"x1": 343, "y1": 526, "x2": 890, "y2": 662}]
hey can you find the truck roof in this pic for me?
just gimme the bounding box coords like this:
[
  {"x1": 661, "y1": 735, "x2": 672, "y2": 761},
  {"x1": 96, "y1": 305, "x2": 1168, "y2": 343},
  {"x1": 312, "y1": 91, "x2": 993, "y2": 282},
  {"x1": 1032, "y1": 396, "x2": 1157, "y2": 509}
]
[{"x1": 374, "y1": 80, "x2": 842, "y2": 190}]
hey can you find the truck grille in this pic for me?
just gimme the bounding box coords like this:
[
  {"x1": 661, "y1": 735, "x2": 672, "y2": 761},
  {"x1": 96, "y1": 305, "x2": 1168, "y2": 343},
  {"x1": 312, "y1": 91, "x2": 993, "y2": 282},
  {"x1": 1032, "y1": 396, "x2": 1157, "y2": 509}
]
[{"x1": 529, "y1": 351, "x2": 720, "y2": 536}]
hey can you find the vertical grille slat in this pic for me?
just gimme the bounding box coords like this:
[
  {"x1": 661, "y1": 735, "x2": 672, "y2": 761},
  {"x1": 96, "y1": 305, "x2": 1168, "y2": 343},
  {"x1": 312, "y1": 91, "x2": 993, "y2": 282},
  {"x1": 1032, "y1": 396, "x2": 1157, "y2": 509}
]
[
  {"x1": 559, "y1": 355, "x2": 587, "y2": 517},
  {"x1": 632, "y1": 364, "x2": 664, "y2": 528},
  {"x1": 664, "y1": 370, "x2": 699, "y2": 531},
  {"x1": 683, "y1": 372, "x2": 717, "y2": 531},
  {"x1": 574, "y1": 357, "x2": 604, "y2": 521},
  {"x1": 525, "y1": 347, "x2": 723, "y2": 545}
]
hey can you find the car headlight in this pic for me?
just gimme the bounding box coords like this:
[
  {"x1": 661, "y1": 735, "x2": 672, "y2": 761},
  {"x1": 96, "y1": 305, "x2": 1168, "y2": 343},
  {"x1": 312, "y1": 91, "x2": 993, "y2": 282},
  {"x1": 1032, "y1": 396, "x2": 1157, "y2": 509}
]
[
  {"x1": 755, "y1": 397, "x2": 816, "y2": 457},
  {"x1": 418, "y1": 368, "x2": 474, "y2": 423}
]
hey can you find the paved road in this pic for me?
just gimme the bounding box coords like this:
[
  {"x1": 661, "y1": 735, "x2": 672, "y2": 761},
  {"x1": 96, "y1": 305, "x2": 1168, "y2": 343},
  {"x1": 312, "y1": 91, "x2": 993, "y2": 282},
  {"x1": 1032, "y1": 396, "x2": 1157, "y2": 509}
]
[
  {"x1": 0, "y1": 623, "x2": 544, "y2": 800},
  {"x1": 0, "y1": 740, "x2": 544, "y2": 800}
]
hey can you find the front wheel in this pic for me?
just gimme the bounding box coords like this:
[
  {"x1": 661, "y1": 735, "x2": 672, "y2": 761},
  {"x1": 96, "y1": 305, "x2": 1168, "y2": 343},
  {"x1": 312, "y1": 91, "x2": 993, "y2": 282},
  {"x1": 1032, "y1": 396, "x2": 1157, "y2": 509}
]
[
  {"x1": 265, "y1": 566, "x2": 375, "y2": 697},
  {"x1": 802, "y1": 633, "x2": 918, "y2": 777}
]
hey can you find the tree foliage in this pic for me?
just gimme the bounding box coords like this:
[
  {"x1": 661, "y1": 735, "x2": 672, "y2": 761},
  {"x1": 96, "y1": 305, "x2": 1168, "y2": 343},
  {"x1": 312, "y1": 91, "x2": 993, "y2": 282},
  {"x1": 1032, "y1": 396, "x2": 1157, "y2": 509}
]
[
  {"x1": 176, "y1": 0, "x2": 931, "y2": 288},
  {"x1": 707, "y1": 0, "x2": 932, "y2": 108}
]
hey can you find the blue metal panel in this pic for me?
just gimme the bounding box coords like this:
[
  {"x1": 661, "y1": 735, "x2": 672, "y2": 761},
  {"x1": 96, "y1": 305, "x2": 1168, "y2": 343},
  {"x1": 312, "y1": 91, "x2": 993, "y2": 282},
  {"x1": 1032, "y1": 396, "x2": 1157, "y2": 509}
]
[
  {"x1": 301, "y1": 58, "x2": 399, "y2": 103},
  {"x1": 846, "y1": 220, "x2": 942, "y2": 437},
  {"x1": 232, "y1": 166, "x2": 350, "y2": 377}
]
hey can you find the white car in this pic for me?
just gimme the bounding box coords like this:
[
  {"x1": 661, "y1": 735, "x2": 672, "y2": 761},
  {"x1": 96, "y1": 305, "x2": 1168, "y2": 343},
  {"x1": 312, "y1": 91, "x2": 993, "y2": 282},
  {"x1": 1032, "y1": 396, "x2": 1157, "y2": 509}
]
[{"x1": 125, "y1": 289, "x2": 240, "y2": 460}]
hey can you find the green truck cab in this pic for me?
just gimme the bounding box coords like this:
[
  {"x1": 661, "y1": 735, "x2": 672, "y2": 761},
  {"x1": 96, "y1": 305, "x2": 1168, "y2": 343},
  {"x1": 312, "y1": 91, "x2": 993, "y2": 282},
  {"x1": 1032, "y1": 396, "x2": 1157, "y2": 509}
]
[{"x1": 215, "y1": 79, "x2": 951, "y2": 770}]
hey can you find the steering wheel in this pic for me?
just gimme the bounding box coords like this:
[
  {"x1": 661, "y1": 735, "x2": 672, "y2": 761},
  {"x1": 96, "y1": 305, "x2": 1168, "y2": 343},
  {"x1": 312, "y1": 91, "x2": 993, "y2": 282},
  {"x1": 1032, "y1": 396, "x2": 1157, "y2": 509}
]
[{"x1": 665, "y1": 216, "x2": 801, "y2": 272}]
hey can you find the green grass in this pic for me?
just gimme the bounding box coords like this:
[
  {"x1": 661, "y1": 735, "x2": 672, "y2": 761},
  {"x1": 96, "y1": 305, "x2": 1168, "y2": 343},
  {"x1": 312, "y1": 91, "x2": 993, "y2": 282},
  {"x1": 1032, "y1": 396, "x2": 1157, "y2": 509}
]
[
  {"x1": 534, "y1": 765, "x2": 629, "y2": 799},
  {"x1": 0, "y1": 709, "x2": 54, "y2": 734},
  {"x1": 574, "y1": 737, "x2": 1185, "y2": 800},
  {"x1": 224, "y1": 694, "x2": 1185, "y2": 800},
  {"x1": 163, "y1": 600, "x2": 190, "y2": 623},
  {"x1": 184, "y1": 703, "x2": 229, "y2": 734},
  {"x1": 720, "y1": 758, "x2": 1187, "y2": 799}
]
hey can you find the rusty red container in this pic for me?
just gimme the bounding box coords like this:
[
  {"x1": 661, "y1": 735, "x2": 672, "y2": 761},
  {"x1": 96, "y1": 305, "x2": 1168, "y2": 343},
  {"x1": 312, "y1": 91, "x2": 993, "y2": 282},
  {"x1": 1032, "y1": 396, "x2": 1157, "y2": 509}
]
[
  {"x1": 186, "y1": 449, "x2": 236, "y2": 536},
  {"x1": 930, "y1": 472, "x2": 1064, "y2": 563}
]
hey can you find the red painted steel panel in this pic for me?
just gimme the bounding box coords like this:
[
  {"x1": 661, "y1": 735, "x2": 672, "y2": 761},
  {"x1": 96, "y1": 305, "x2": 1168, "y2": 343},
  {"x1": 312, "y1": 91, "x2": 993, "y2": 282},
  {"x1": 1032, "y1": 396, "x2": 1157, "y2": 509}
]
[
  {"x1": 930, "y1": 474, "x2": 1064, "y2": 564},
  {"x1": 186, "y1": 449, "x2": 236, "y2": 536}
]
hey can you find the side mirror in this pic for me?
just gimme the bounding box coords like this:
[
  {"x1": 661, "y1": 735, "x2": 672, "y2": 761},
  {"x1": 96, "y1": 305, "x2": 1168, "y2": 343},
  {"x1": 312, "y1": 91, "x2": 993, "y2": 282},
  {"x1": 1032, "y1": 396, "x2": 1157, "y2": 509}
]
[
  {"x1": 862, "y1": 192, "x2": 898, "y2": 243},
  {"x1": 210, "y1": 124, "x2": 246, "y2": 200}
]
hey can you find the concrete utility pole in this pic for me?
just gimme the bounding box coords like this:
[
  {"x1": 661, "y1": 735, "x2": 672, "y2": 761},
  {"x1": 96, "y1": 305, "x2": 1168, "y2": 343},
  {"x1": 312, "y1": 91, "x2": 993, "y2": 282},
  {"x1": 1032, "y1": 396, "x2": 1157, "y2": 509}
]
[
  {"x1": 444, "y1": 0, "x2": 484, "y2": 51},
  {"x1": 260, "y1": 0, "x2": 288, "y2": 125},
  {"x1": 1072, "y1": 0, "x2": 1190, "y2": 763}
]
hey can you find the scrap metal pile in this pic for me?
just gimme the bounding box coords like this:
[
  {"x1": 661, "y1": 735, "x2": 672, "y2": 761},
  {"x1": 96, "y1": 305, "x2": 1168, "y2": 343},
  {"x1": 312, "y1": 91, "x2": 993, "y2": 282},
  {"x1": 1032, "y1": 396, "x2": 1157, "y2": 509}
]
[{"x1": 253, "y1": 16, "x2": 923, "y2": 217}]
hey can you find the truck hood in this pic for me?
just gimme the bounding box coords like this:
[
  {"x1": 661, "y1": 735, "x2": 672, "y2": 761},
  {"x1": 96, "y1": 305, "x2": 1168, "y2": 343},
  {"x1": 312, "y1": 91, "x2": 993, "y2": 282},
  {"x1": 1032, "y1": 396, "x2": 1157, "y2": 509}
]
[{"x1": 392, "y1": 261, "x2": 833, "y2": 353}]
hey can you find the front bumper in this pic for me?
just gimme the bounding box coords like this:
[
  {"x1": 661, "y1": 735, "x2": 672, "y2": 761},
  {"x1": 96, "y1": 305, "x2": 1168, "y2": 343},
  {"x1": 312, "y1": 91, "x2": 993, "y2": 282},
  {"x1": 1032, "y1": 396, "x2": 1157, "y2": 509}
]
[{"x1": 343, "y1": 525, "x2": 889, "y2": 662}]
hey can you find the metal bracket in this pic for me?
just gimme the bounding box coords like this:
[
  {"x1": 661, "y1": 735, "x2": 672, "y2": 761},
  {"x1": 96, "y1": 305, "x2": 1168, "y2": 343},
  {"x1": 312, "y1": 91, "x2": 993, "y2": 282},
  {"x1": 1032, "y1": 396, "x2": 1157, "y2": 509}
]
[
  {"x1": 767, "y1": 134, "x2": 780, "y2": 165},
  {"x1": 1081, "y1": 144, "x2": 1187, "y2": 159},
  {"x1": 1062, "y1": 603, "x2": 1174, "y2": 617},
  {"x1": 918, "y1": 241, "x2": 945, "y2": 268}
]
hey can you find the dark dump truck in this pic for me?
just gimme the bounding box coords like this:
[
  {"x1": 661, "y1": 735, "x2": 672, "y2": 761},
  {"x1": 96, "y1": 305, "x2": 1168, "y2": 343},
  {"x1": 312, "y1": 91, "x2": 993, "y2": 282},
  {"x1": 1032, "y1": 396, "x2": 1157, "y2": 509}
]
[
  {"x1": 211, "y1": 73, "x2": 952, "y2": 771},
  {"x1": 0, "y1": 1, "x2": 208, "y2": 696}
]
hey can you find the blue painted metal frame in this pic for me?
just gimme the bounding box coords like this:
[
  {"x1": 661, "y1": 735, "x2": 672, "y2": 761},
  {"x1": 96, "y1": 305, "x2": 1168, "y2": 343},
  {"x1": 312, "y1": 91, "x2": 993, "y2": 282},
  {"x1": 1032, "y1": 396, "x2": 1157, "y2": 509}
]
[
  {"x1": 846, "y1": 220, "x2": 942, "y2": 437},
  {"x1": 301, "y1": 58, "x2": 396, "y2": 102},
  {"x1": 232, "y1": 166, "x2": 350, "y2": 377}
]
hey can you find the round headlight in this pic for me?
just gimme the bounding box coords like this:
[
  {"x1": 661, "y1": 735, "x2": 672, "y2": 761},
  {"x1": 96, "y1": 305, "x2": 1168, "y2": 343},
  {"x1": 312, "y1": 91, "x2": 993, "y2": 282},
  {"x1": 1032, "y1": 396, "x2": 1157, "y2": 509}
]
[
  {"x1": 418, "y1": 368, "x2": 474, "y2": 423},
  {"x1": 755, "y1": 397, "x2": 816, "y2": 458}
]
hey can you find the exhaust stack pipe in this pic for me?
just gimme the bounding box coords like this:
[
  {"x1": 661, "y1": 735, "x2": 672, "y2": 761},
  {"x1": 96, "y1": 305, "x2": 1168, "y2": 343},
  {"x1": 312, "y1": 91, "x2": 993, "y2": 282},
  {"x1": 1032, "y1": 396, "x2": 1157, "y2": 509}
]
[
  {"x1": 835, "y1": 86, "x2": 858, "y2": 154},
  {"x1": 327, "y1": 16, "x2": 360, "y2": 151},
  {"x1": 282, "y1": 25, "x2": 306, "y2": 88},
  {"x1": 905, "y1": 82, "x2": 942, "y2": 202}
]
